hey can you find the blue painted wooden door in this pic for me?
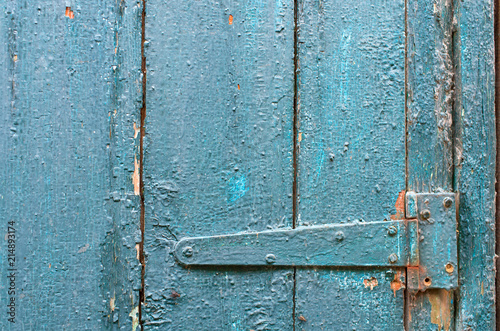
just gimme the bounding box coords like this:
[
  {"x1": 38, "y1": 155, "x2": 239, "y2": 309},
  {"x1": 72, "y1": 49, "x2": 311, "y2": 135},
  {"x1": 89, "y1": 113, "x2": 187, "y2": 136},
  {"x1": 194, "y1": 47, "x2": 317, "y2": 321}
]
[
  {"x1": 1, "y1": 0, "x2": 494, "y2": 330},
  {"x1": 142, "y1": 0, "x2": 495, "y2": 330}
]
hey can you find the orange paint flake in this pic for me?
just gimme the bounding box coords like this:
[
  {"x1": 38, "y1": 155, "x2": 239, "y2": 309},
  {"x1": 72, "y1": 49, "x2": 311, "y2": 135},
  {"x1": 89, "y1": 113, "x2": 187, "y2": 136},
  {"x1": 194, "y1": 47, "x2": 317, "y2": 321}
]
[
  {"x1": 237, "y1": 84, "x2": 240, "y2": 90},
  {"x1": 390, "y1": 190, "x2": 405, "y2": 220},
  {"x1": 65, "y1": 7, "x2": 74, "y2": 19},
  {"x1": 228, "y1": 14, "x2": 233, "y2": 25},
  {"x1": 132, "y1": 155, "x2": 140, "y2": 195},
  {"x1": 363, "y1": 277, "x2": 378, "y2": 290}
]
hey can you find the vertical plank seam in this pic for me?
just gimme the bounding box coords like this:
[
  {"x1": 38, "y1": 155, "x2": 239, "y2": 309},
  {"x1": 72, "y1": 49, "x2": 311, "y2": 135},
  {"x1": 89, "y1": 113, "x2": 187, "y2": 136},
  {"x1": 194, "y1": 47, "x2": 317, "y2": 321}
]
[
  {"x1": 404, "y1": 0, "x2": 410, "y2": 326},
  {"x1": 292, "y1": 0, "x2": 300, "y2": 329},
  {"x1": 450, "y1": 0, "x2": 460, "y2": 327},
  {"x1": 139, "y1": 0, "x2": 147, "y2": 329}
]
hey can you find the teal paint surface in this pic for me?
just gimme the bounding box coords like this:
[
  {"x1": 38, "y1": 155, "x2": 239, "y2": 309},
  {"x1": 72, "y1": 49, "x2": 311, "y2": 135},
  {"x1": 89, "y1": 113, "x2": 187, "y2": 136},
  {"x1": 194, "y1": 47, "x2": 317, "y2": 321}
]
[
  {"x1": 406, "y1": 0, "x2": 457, "y2": 329},
  {"x1": 0, "y1": 1, "x2": 141, "y2": 329},
  {"x1": 143, "y1": 0, "x2": 295, "y2": 329},
  {"x1": 295, "y1": 0, "x2": 406, "y2": 329},
  {"x1": 0, "y1": 0, "x2": 494, "y2": 329},
  {"x1": 454, "y1": 0, "x2": 496, "y2": 329}
]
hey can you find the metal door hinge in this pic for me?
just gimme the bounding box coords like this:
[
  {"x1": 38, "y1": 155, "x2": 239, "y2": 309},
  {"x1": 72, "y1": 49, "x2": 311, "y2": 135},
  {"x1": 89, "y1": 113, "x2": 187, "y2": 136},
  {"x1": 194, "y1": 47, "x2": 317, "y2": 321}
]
[{"x1": 173, "y1": 192, "x2": 458, "y2": 291}]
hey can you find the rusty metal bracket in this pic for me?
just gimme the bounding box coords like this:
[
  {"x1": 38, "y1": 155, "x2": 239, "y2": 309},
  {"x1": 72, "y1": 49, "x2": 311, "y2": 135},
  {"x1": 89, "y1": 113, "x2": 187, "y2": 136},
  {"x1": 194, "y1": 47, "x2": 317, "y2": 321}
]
[
  {"x1": 173, "y1": 192, "x2": 458, "y2": 291},
  {"x1": 405, "y1": 192, "x2": 458, "y2": 291}
]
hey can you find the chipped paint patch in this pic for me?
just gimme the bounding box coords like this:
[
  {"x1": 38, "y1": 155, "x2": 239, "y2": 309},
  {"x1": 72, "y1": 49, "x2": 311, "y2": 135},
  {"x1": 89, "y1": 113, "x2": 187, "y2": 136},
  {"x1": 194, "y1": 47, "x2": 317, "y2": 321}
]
[
  {"x1": 135, "y1": 243, "x2": 140, "y2": 260},
  {"x1": 228, "y1": 14, "x2": 233, "y2": 25},
  {"x1": 133, "y1": 122, "x2": 140, "y2": 139},
  {"x1": 77, "y1": 243, "x2": 90, "y2": 253},
  {"x1": 110, "y1": 296, "x2": 116, "y2": 312},
  {"x1": 428, "y1": 289, "x2": 451, "y2": 331},
  {"x1": 129, "y1": 306, "x2": 139, "y2": 331},
  {"x1": 390, "y1": 190, "x2": 405, "y2": 220},
  {"x1": 363, "y1": 277, "x2": 378, "y2": 290},
  {"x1": 65, "y1": 7, "x2": 74, "y2": 19},
  {"x1": 133, "y1": 155, "x2": 140, "y2": 195},
  {"x1": 227, "y1": 175, "x2": 248, "y2": 202},
  {"x1": 390, "y1": 270, "x2": 404, "y2": 297}
]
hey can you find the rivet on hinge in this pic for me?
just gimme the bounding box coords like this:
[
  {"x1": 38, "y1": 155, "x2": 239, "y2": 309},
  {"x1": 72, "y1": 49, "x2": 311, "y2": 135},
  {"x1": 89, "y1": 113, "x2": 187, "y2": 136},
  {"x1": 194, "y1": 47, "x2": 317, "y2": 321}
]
[{"x1": 388, "y1": 253, "x2": 398, "y2": 264}]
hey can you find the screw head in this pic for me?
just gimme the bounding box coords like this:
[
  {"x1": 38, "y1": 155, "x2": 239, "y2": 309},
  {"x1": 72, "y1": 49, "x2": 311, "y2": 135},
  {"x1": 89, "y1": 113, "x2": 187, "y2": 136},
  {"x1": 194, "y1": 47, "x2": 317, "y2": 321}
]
[
  {"x1": 182, "y1": 246, "x2": 194, "y2": 258},
  {"x1": 420, "y1": 209, "x2": 431, "y2": 220},
  {"x1": 335, "y1": 231, "x2": 345, "y2": 242},
  {"x1": 265, "y1": 254, "x2": 276, "y2": 264},
  {"x1": 387, "y1": 226, "x2": 398, "y2": 236},
  {"x1": 388, "y1": 253, "x2": 398, "y2": 264},
  {"x1": 443, "y1": 197, "x2": 453, "y2": 208}
]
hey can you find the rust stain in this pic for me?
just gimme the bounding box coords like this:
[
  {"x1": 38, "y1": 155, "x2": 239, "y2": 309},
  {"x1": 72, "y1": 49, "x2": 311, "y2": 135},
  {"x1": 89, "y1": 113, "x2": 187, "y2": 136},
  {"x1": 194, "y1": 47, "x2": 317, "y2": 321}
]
[
  {"x1": 65, "y1": 7, "x2": 74, "y2": 19},
  {"x1": 133, "y1": 122, "x2": 140, "y2": 139},
  {"x1": 363, "y1": 277, "x2": 378, "y2": 290},
  {"x1": 298, "y1": 315, "x2": 307, "y2": 322},
  {"x1": 237, "y1": 84, "x2": 240, "y2": 90},
  {"x1": 390, "y1": 190, "x2": 405, "y2": 220},
  {"x1": 133, "y1": 155, "x2": 140, "y2": 195},
  {"x1": 428, "y1": 289, "x2": 451, "y2": 331},
  {"x1": 228, "y1": 14, "x2": 233, "y2": 25},
  {"x1": 170, "y1": 290, "x2": 181, "y2": 298},
  {"x1": 390, "y1": 270, "x2": 405, "y2": 297}
]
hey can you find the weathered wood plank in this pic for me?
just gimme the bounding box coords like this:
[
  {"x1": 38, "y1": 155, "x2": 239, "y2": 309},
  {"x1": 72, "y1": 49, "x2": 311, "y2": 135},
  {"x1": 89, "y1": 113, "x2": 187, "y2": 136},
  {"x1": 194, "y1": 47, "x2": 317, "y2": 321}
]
[
  {"x1": 406, "y1": 0, "x2": 456, "y2": 329},
  {"x1": 295, "y1": 0, "x2": 406, "y2": 329},
  {"x1": 453, "y1": 0, "x2": 496, "y2": 329},
  {"x1": 407, "y1": 0, "x2": 454, "y2": 193},
  {"x1": 0, "y1": 1, "x2": 142, "y2": 329},
  {"x1": 143, "y1": 0, "x2": 295, "y2": 329}
]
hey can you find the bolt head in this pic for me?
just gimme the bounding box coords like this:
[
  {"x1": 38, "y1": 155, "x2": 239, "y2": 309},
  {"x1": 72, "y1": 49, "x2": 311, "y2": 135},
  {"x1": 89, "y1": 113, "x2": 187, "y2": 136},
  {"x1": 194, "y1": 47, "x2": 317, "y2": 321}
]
[
  {"x1": 420, "y1": 209, "x2": 431, "y2": 220},
  {"x1": 335, "y1": 231, "x2": 345, "y2": 242},
  {"x1": 182, "y1": 246, "x2": 194, "y2": 258},
  {"x1": 265, "y1": 254, "x2": 276, "y2": 264},
  {"x1": 388, "y1": 253, "x2": 398, "y2": 264},
  {"x1": 443, "y1": 197, "x2": 453, "y2": 208},
  {"x1": 387, "y1": 226, "x2": 398, "y2": 236}
]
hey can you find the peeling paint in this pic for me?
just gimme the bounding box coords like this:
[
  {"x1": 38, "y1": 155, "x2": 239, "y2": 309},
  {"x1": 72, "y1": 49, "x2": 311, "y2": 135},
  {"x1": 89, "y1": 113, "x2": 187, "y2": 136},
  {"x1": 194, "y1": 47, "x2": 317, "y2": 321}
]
[
  {"x1": 77, "y1": 243, "x2": 90, "y2": 254},
  {"x1": 135, "y1": 243, "x2": 140, "y2": 260},
  {"x1": 65, "y1": 7, "x2": 74, "y2": 19},
  {"x1": 363, "y1": 277, "x2": 378, "y2": 290},
  {"x1": 132, "y1": 155, "x2": 140, "y2": 195},
  {"x1": 110, "y1": 296, "x2": 115, "y2": 312},
  {"x1": 129, "y1": 306, "x2": 139, "y2": 331},
  {"x1": 428, "y1": 289, "x2": 451, "y2": 331},
  {"x1": 390, "y1": 190, "x2": 405, "y2": 220},
  {"x1": 133, "y1": 122, "x2": 140, "y2": 139}
]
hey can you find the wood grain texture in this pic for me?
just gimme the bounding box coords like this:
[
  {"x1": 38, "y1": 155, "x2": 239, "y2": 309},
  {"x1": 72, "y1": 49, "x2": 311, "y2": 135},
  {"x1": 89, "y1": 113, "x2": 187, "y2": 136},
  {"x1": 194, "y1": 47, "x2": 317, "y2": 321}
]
[
  {"x1": 0, "y1": 1, "x2": 141, "y2": 329},
  {"x1": 143, "y1": 0, "x2": 295, "y2": 329},
  {"x1": 453, "y1": 0, "x2": 496, "y2": 329},
  {"x1": 406, "y1": 0, "x2": 456, "y2": 329},
  {"x1": 407, "y1": 0, "x2": 454, "y2": 193},
  {"x1": 295, "y1": 0, "x2": 406, "y2": 329}
]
